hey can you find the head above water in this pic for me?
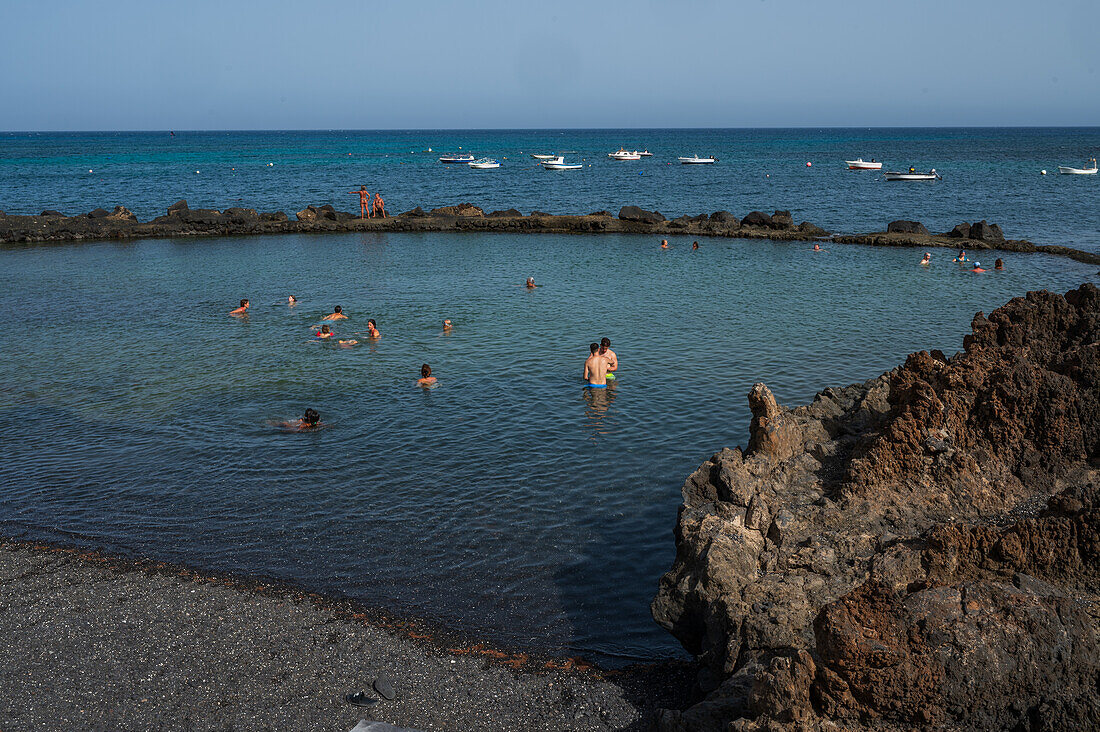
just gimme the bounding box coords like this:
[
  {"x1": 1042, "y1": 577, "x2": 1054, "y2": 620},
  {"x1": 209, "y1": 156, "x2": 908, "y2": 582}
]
[
  {"x1": 288, "y1": 295, "x2": 296, "y2": 303},
  {"x1": 333, "y1": 305, "x2": 342, "y2": 314},
  {"x1": 995, "y1": 258, "x2": 1004, "y2": 269},
  {"x1": 421, "y1": 363, "x2": 432, "y2": 378},
  {"x1": 240, "y1": 299, "x2": 249, "y2": 308},
  {"x1": 320, "y1": 324, "x2": 330, "y2": 333},
  {"x1": 303, "y1": 408, "x2": 320, "y2": 426},
  {"x1": 590, "y1": 343, "x2": 599, "y2": 354},
  {"x1": 599, "y1": 337, "x2": 611, "y2": 353},
  {"x1": 368, "y1": 319, "x2": 377, "y2": 328}
]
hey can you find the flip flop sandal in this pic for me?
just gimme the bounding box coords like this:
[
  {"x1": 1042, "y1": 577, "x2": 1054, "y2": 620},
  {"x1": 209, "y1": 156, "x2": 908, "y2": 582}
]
[{"x1": 345, "y1": 691, "x2": 377, "y2": 707}]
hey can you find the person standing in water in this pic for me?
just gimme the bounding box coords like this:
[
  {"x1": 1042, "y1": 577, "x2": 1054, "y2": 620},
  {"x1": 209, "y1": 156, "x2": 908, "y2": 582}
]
[
  {"x1": 954, "y1": 250, "x2": 968, "y2": 263},
  {"x1": 971, "y1": 262, "x2": 986, "y2": 273},
  {"x1": 316, "y1": 324, "x2": 335, "y2": 339},
  {"x1": 230, "y1": 298, "x2": 250, "y2": 316},
  {"x1": 322, "y1": 306, "x2": 347, "y2": 321},
  {"x1": 417, "y1": 364, "x2": 436, "y2": 385},
  {"x1": 350, "y1": 186, "x2": 370, "y2": 219},
  {"x1": 692, "y1": 241, "x2": 699, "y2": 251},
  {"x1": 660, "y1": 239, "x2": 669, "y2": 249},
  {"x1": 442, "y1": 319, "x2": 453, "y2": 331},
  {"x1": 920, "y1": 252, "x2": 932, "y2": 266},
  {"x1": 526, "y1": 277, "x2": 538, "y2": 289},
  {"x1": 288, "y1": 295, "x2": 297, "y2": 306},
  {"x1": 599, "y1": 338, "x2": 618, "y2": 381},
  {"x1": 583, "y1": 343, "x2": 609, "y2": 388},
  {"x1": 366, "y1": 319, "x2": 380, "y2": 338},
  {"x1": 995, "y1": 258, "x2": 1004, "y2": 270}
]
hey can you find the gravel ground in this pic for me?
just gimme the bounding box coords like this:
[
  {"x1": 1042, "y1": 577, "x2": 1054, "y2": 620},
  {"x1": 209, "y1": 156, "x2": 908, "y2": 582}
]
[{"x1": 0, "y1": 540, "x2": 693, "y2": 731}]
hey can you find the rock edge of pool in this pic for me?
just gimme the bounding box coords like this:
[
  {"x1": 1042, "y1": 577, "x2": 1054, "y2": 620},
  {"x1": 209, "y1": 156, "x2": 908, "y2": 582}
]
[{"x1": 2, "y1": 201, "x2": 1099, "y2": 266}]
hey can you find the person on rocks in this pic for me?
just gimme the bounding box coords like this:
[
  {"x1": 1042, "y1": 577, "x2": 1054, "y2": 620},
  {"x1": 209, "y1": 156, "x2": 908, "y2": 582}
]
[
  {"x1": 599, "y1": 338, "x2": 618, "y2": 382},
  {"x1": 322, "y1": 305, "x2": 348, "y2": 321},
  {"x1": 316, "y1": 324, "x2": 335, "y2": 339},
  {"x1": 372, "y1": 193, "x2": 386, "y2": 218},
  {"x1": 230, "y1": 298, "x2": 250, "y2": 316},
  {"x1": 920, "y1": 252, "x2": 932, "y2": 266},
  {"x1": 350, "y1": 186, "x2": 370, "y2": 219},
  {"x1": 417, "y1": 363, "x2": 437, "y2": 386},
  {"x1": 366, "y1": 319, "x2": 381, "y2": 338},
  {"x1": 995, "y1": 258, "x2": 1005, "y2": 270},
  {"x1": 583, "y1": 343, "x2": 609, "y2": 388}
]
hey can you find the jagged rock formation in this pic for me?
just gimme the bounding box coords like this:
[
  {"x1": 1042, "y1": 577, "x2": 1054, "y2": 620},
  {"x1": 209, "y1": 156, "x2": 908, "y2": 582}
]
[{"x1": 652, "y1": 285, "x2": 1100, "y2": 731}]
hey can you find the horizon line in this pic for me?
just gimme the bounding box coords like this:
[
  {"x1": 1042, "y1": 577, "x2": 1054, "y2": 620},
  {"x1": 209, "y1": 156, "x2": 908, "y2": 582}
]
[{"x1": 4, "y1": 125, "x2": 1100, "y2": 135}]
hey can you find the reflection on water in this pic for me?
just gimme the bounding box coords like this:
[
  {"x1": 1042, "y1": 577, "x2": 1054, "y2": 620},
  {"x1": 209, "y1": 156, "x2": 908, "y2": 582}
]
[{"x1": 0, "y1": 231, "x2": 1095, "y2": 665}]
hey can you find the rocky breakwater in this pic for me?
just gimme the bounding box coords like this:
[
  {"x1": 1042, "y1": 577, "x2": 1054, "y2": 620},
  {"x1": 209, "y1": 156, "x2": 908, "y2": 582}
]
[{"x1": 652, "y1": 284, "x2": 1100, "y2": 731}]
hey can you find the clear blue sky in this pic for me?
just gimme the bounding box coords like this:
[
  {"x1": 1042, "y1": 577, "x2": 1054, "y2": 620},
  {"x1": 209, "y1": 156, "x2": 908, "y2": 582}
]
[{"x1": 2, "y1": 0, "x2": 1097, "y2": 130}]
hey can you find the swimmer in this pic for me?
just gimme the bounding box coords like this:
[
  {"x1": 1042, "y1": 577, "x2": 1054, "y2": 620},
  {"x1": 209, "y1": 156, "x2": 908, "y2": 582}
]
[
  {"x1": 442, "y1": 319, "x2": 453, "y2": 331},
  {"x1": 971, "y1": 262, "x2": 986, "y2": 273},
  {"x1": 526, "y1": 277, "x2": 538, "y2": 289},
  {"x1": 812, "y1": 243, "x2": 826, "y2": 252},
  {"x1": 692, "y1": 241, "x2": 699, "y2": 251},
  {"x1": 280, "y1": 408, "x2": 321, "y2": 431},
  {"x1": 660, "y1": 239, "x2": 669, "y2": 249},
  {"x1": 583, "y1": 343, "x2": 609, "y2": 388},
  {"x1": 316, "y1": 324, "x2": 335, "y2": 339},
  {"x1": 598, "y1": 337, "x2": 618, "y2": 381},
  {"x1": 366, "y1": 319, "x2": 381, "y2": 338},
  {"x1": 994, "y1": 258, "x2": 1004, "y2": 270},
  {"x1": 954, "y1": 250, "x2": 968, "y2": 263},
  {"x1": 417, "y1": 363, "x2": 437, "y2": 386},
  {"x1": 920, "y1": 252, "x2": 932, "y2": 266},
  {"x1": 338, "y1": 338, "x2": 359, "y2": 347},
  {"x1": 288, "y1": 295, "x2": 297, "y2": 306},
  {"x1": 322, "y1": 305, "x2": 348, "y2": 321},
  {"x1": 229, "y1": 298, "x2": 250, "y2": 316}
]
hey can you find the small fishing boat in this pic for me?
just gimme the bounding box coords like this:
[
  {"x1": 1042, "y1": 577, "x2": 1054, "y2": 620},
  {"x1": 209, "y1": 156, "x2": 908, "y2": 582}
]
[
  {"x1": 845, "y1": 158, "x2": 882, "y2": 170},
  {"x1": 609, "y1": 149, "x2": 641, "y2": 160},
  {"x1": 530, "y1": 154, "x2": 557, "y2": 160},
  {"x1": 678, "y1": 155, "x2": 716, "y2": 164},
  {"x1": 469, "y1": 158, "x2": 500, "y2": 169},
  {"x1": 884, "y1": 168, "x2": 939, "y2": 181},
  {"x1": 542, "y1": 157, "x2": 582, "y2": 170},
  {"x1": 439, "y1": 154, "x2": 475, "y2": 163},
  {"x1": 636, "y1": 150, "x2": 653, "y2": 157},
  {"x1": 1058, "y1": 158, "x2": 1098, "y2": 175}
]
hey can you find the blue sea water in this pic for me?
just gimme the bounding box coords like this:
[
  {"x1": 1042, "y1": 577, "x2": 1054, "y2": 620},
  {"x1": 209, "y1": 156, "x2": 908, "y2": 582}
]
[
  {"x1": 1, "y1": 128, "x2": 1098, "y2": 249},
  {"x1": 1, "y1": 227, "x2": 1096, "y2": 664}
]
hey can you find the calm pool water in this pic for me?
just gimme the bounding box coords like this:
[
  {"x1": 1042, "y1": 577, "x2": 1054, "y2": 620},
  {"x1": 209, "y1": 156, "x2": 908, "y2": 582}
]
[{"x1": 1, "y1": 232, "x2": 1095, "y2": 663}]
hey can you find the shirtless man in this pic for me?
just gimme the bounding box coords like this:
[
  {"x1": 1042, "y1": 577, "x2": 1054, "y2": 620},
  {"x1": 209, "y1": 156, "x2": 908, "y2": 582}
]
[
  {"x1": 322, "y1": 305, "x2": 348, "y2": 321},
  {"x1": 583, "y1": 343, "x2": 609, "y2": 388},
  {"x1": 230, "y1": 298, "x2": 250, "y2": 316},
  {"x1": 373, "y1": 193, "x2": 386, "y2": 218},
  {"x1": 418, "y1": 364, "x2": 437, "y2": 386},
  {"x1": 598, "y1": 337, "x2": 618, "y2": 381}
]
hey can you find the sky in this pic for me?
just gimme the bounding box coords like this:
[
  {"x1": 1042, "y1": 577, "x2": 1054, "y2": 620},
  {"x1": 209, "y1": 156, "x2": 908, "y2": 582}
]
[{"x1": 1, "y1": 0, "x2": 1098, "y2": 130}]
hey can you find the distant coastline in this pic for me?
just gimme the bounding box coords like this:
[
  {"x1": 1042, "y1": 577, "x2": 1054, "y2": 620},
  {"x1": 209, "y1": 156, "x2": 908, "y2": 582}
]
[{"x1": 3, "y1": 201, "x2": 1099, "y2": 265}]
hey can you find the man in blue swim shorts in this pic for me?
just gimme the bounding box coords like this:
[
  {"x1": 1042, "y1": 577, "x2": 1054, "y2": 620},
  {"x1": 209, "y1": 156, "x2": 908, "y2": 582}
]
[{"x1": 583, "y1": 343, "x2": 609, "y2": 388}]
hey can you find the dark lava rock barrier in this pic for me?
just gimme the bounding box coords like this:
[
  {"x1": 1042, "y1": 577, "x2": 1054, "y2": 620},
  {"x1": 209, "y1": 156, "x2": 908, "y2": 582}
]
[
  {"x1": 651, "y1": 283, "x2": 1100, "y2": 731},
  {"x1": 2, "y1": 202, "x2": 1097, "y2": 265}
]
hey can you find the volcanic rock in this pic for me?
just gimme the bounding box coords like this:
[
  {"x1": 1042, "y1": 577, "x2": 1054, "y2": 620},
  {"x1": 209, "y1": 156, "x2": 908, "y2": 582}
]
[
  {"x1": 86, "y1": 208, "x2": 110, "y2": 219},
  {"x1": 487, "y1": 208, "x2": 522, "y2": 218},
  {"x1": 107, "y1": 206, "x2": 137, "y2": 222},
  {"x1": 653, "y1": 284, "x2": 1100, "y2": 731},
  {"x1": 740, "y1": 211, "x2": 772, "y2": 228},
  {"x1": 399, "y1": 207, "x2": 427, "y2": 218},
  {"x1": 970, "y1": 219, "x2": 1005, "y2": 243},
  {"x1": 40, "y1": 210, "x2": 64, "y2": 217},
  {"x1": 167, "y1": 199, "x2": 188, "y2": 215},
  {"x1": 946, "y1": 222, "x2": 971, "y2": 239},
  {"x1": 797, "y1": 222, "x2": 828, "y2": 237},
  {"x1": 430, "y1": 203, "x2": 483, "y2": 217},
  {"x1": 618, "y1": 206, "x2": 665, "y2": 224},
  {"x1": 710, "y1": 211, "x2": 738, "y2": 225},
  {"x1": 770, "y1": 211, "x2": 794, "y2": 229},
  {"x1": 886, "y1": 220, "x2": 929, "y2": 235}
]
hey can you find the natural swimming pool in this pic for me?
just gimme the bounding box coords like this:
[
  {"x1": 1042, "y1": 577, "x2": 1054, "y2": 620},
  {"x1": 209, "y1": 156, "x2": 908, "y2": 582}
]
[{"x1": 1, "y1": 231, "x2": 1095, "y2": 664}]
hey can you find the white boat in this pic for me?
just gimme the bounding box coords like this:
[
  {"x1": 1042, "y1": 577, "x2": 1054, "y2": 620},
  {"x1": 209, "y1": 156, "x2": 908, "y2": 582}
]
[
  {"x1": 469, "y1": 158, "x2": 500, "y2": 169},
  {"x1": 678, "y1": 155, "x2": 716, "y2": 164},
  {"x1": 884, "y1": 168, "x2": 939, "y2": 181},
  {"x1": 636, "y1": 150, "x2": 653, "y2": 157},
  {"x1": 608, "y1": 148, "x2": 641, "y2": 160},
  {"x1": 530, "y1": 154, "x2": 557, "y2": 160},
  {"x1": 439, "y1": 154, "x2": 475, "y2": 163},
  {"x1": 1058, "y1": 158, "x2": 1098, "y2": 175},
  {"x1": 845, "y1": 158, "x2": 882, "y2": 170},
  {"x1": 542, "y1": 157, "x2": 582, "y2": 170}
]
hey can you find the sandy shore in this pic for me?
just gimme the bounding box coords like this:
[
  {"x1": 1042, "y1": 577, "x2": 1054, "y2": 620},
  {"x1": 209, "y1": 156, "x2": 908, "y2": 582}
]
[{"x1": 0, "y1": 539, "x2": 693, "y2": 731}]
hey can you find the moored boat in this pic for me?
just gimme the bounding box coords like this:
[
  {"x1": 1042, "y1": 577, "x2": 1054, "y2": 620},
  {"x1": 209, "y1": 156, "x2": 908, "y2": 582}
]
[
  {"x1": 469, "y1": 158, "x2": 501, "y2": 169},
  {"x1": 608, "y1": 148, "x2": 641, "y2": 160},
  {"x1": 439, "y1": 154, "x2": 475, "y2": 163},
  {"x1": 530, "y1": 154, "x2": 557, "y2": 160},
  {"x1": 636, "y1": 149, "x2": 653, "y2": 157},
  {"x1": 845, "y1": 158, "x2": 882, "y2": 170},
  {"x1": 884, "y1": 167, "x2": 939, "y2": 181},
  {"x1": 1058, "y1": 158, "x2": 1098, "y2": 175},
  {"x1": 678, "y1": 155, "x2": 716, "y2": 164},
  {"x1": 542, "y1": 157, "x2": 582, "y2": 170}
]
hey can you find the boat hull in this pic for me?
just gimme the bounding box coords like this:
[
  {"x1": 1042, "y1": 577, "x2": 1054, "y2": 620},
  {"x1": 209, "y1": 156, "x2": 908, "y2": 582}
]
[
  {"x1": 543, "y1": 163, "x2": 582, "y2": 170},
  {"x1": 439, "y1": 156, "x2": 475, "y2": 164},
  {"x1": 1058, "y1": 166, "x2": 1098, "y2": 175},
  {"x1": 679, "y1": 158, "x2": 715, "y2": 164},
  {"x1": 846, "y1": 160, "x2": 882, "y2": 170},
  {"x1": 884, "y1": 172, "x2": 937, "y2": 181}
]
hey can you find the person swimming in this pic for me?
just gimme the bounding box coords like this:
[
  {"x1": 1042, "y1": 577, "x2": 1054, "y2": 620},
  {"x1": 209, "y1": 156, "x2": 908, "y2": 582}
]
[
  {"x1": 812, "y1": 243, "x2": 827, "y2": 252},
  {"x1": 322, "y1": 305, "x2": 348, "y2": 321},
  {"x1": 288, "y1": 295, "x2": 297, "y2": 306},
  {"x1": 526, "y1": 277, "x2": 537, "y2": 289},
  {"x1": 971, "y1": 262, "x2": 986, "y2": 272},
  {"x1": 692, "y1": 241, "x2": 699, "y2": 251},
  {"x1": 599, "y1": 337, "x2": 618, "y2": 381},
  {"x1": 338, "y1": 338, "x2": 358, "y2": 347},
  {"x1": 280, "y1": 408, "x2": 321, "y2": 431},
  {"x1": 442, "y1": 319, "x2": 453, "y2": 331},
  {"x1": 366, "y1": 319, "x2": 380, "y2": 338},
  {"x1": 660, "y1": 239, "x2": 669, "y2": 249},
  {"x1": 230, "y1": 298, "x2": 250, "y2": 316},
  {"x1": 920, "y1": 252, "x2": 932, "y2": 266},
  {"x1": 583, "y1": 343, "x2": 609, "y2": 388},
  {"x1": 954, "y1": 250, "x2": 968, "y2": 263},
  {"x1": 995, "y1": 258, "x2": 1004, "y2": 270},
  {"x1": 316, "y1": 324, "x2": 334, "y2": 339},
  {"x1": 417, "y1": 363, "x2": 436, "y2": 385}
]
